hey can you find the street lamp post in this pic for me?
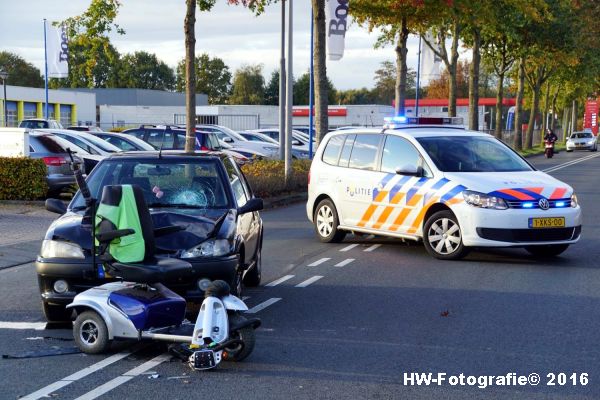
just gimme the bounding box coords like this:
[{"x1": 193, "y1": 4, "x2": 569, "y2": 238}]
[{"x1": 0, "y1": 69, "x2": 7, "y2": 127}]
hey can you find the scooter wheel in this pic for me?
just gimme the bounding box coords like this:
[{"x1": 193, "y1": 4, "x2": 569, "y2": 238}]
[
  {"x1": 223, "y1": 314, "x2": 255, "y2": 362},
  {"x1": 74, "y1": 310, "x2": 110, "y2": 354}
]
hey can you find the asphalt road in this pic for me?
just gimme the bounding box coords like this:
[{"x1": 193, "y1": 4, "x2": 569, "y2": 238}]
[{"x1": 1, "y1": 150, "x2": 600, "y2": 400}]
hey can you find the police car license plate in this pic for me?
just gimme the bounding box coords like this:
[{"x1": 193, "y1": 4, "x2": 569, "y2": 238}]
[{"x1": 529, "y1": 217, "x2": 565, "y2": 228}]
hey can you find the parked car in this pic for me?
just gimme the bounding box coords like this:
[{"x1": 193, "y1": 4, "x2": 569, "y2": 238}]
[
  {"x1": 93, "y1": 131, "x2": 157, "y2": 151},
  {"x1": 121, "y1": 125, "x2": 262, "y2": 162},
  {"x1": 566, "y1": 131, "x2": 598, "y2": 152},
  {"x1": 37, "y1": 151, "x2": 263, "y2": 322},
  {"x1": 195, "y1": 124, "x2": 279, "y2": 159},
  {"x1": 240, "y1": 130, "x2": 310, "y2": 159},
  {"x1": 28, "y1": 132, "x2": 87, "y2": 196},
  {"x1": 37, "y1": 129, "x2": 121, "y2": 156},
  {"x1": 19, "y1": 118, "x2": 63, "y2": 129},
  {"x1": 66, "y1": 125, "x2": 103, "y2": 133}
]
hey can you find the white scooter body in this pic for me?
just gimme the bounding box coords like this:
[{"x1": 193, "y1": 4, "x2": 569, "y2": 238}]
[{"x1": 68, "y1": 281, "x2": 249, "y2": 369}]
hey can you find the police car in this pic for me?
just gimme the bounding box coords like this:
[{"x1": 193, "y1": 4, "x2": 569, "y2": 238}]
[{"x1": 306, "y1": 117, "x2": 582, "y2": 260}]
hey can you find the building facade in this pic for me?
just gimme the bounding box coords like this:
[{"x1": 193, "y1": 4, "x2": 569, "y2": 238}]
[{"x1": 0, "y1": 85, "x2": 95, "y2": 127}]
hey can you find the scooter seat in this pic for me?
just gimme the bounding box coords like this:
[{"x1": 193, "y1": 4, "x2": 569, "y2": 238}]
[{"x1": 111, "y1": 257, "x2": 193, "y2": 284}]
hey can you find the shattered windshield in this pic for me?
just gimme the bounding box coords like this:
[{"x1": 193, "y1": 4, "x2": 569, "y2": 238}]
[{"x1": 71, "y1": 158, "x2": 232, "y2": 210}]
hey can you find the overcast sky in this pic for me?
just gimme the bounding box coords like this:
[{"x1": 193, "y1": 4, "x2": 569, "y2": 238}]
[{"x1": 0, "y1": 0, "x2": 430, "y2": 90}]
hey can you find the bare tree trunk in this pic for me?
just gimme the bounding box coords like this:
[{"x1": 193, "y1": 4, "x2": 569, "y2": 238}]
[
  {"x1": 468, "y1": 29, "x2": 481, "y2": 130},
  {"x1": 512, "y1": 57, "x2": 525, "y2": 151},
  {"x1": 571, "y1": 100, "x2": 578, "y2": 135},
  {"x1": 494, "y1": 73, "x2": 504, "y2": 139},
  {"x1": 562, "y1": 107, "x2": 570, "y2": 140},
  {"x1": 525, "y1": 82, "x2": 540, "y2": 149},
  {"x1": 312, "y1": 0, "x2": 328, "y2": 145},
  {"x1": 395, "y1": 17, "x2": 409, "y2": 116},
  {"x1": 448, "y1": 23, "x2": 460, "y2": 117},
  {"x1": 550, "y1": 88, "x2": 558, "y2": 132},
  {"x1": 184, "y1": 0, "x2": 196, "y2": 153},
  {"x1": 540, "y1": 81, "x2": 551, "y2": 143}
]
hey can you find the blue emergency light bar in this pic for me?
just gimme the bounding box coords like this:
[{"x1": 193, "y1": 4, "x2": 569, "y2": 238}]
[{"x1": 383, "y1": 116, "x2": 464, "y2": 129}]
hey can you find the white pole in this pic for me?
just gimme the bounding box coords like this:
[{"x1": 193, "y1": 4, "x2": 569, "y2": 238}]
[
  {"x1": 278, "y1": 0, "x2": 286, "y2": 160},
  {"x1": 284, "y1": 0, "x2": 293, "y2": 185}
]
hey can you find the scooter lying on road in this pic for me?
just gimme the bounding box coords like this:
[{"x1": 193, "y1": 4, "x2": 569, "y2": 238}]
[{"x1": 65, "y1": 155, "x2": 260, "y2": 370}]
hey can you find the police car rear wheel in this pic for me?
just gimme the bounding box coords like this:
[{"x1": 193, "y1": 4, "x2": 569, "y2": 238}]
[
  {"x1": 314, "y1": 199, "x2": 346, "y2": 243},
  {"x1": 423, "y1": 211, "x2": 469, "y2": 260}
]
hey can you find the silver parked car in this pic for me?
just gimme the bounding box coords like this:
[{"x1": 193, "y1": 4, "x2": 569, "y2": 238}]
[
  {"x1": 566, "y1": 131, "x2": 597, "y2": 152},
  {"x1": 37, "y1": 129, "x2": 121, "y2": 156}
]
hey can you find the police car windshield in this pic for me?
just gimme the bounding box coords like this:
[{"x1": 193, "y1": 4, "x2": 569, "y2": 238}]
[{"x1": 417, "y1": 136, "x2": 533, "y2": 173}]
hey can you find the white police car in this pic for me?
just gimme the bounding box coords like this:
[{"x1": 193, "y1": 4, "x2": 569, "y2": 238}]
[{"x1": 306, "y1": 117, "x2": 582, "y2": 260}]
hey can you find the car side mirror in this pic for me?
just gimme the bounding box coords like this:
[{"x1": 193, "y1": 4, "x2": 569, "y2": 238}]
[
  {"x1": 223, "y1": 137, "x2": 234, "y2": 143},
  {"x1": 239, "y1": 198, "x2": 263, "y2": 214},
  {"x1": 45, "y1": 198, "x2": 67, "y2": 215},
  {"x1": 395, "y1": 165, "x2": 423, "y2": 177}
]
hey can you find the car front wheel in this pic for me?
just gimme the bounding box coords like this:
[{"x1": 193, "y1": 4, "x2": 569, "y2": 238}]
[
  {"x1": 314, "y1": 199, "x2": 346, "y2": 243},
  {"x1": 423, "y1": 210, "x2": 469, "y2": 260}
]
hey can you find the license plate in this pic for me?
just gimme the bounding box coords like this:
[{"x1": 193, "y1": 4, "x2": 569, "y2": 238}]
[{"x1": 529, "y1": 217, "x2": 565, "y2": 228}]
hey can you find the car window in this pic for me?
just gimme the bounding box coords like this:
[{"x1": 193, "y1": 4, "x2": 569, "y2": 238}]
[
  {"x1": 338, "y1": 135, "x2": 355, "y2": 168},
  {"x1": 417, "y1": 136, "x2": 533, "y2": 172},
  {"x1": 105, "y1": 137, "x2": 137, "y2": 151},
  {"x1": 223, "y1": 157, "x2": 248, "y2": 207},
  {"x1": 348, "y1": 134, "x2": 381, "y2": 171},
  {"x1": 322, "y1": 135, "x2": 345, "y2": 166},
  {"x1": 71, "y1": 159, "x2": 230, "y2": 209},
  {"x1": 125, "y1": 129, "x2": 145, "y2": 140},
  {"x1": 57, "y1": 134, "x2": 99, "y2": 155},
  {"x1": 381, "y1": 135, "x2": 422, "y2": 173}
]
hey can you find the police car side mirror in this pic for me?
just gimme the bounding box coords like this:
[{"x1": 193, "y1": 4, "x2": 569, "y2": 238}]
[{"x1": 395, "y1": 165, "x2": 423, "y2": 177}]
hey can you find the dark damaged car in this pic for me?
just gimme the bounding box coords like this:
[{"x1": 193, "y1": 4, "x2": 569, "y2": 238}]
[{"x1": 37, "y1": 151, "x2": 263, "y2": 322}]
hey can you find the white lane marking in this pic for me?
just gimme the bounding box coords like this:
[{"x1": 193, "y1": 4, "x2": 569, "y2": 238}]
[
  {"x1": 339, "y1": 243, "x2": 359, "y2": 252},
  {"x1": 0, "y1": 321, "x2": 46, "y2": 330},
  {"x1": 543, "y1": 153, "x2": 600, "y2": 173},
  {"x1": 307, "y1": 257, "x2": 330, "y2": 267},
  {"x1": 246, "y1": 298, "x2": 282, "y2": 314},
  {"x1": 364, "y1": 244, "x2": 382, "y2": 252},
  {"x1": 21, "y1": 349, "x2": 140, "y2": 400},
  {"x1": 295, "y1": 275, "x2": 323, "y2": 288},
  {"x1": 74, "y1": 353, "x2": 171, "y2": 400},
  {"x1": 265, "y1": 275, "x2": 295, "y2": 287},
  {"x1": 335, "y1": 258, "x2": 355, "y2": 267}
]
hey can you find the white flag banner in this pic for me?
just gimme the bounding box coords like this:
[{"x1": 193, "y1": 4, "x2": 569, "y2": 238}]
[
  {"x1": 326, "y1": 0, "x2": 349, "y2": 61},
  {"x1": 47, "y1": 22, "x2": 68, "y2": 78},
  {"x1": 420, "y1": 31, "x2": 442, "y2": 81}
]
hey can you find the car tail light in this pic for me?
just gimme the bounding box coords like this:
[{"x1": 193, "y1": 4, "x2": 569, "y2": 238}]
[{"x1": 42, "y1": 156, "x2": 67, "y2": 166}]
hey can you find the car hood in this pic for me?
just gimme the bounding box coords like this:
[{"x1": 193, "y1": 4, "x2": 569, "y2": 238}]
[
  {"x1": 46, "y1": 208, "x2": 235, "y2": 253},
  {"x1": 442, "y1": 171, "x2": 573, "y2": 200}
]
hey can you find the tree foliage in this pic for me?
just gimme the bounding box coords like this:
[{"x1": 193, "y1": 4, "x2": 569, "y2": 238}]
[
  {"x1": 230, "y1": 64, "x2": 265, "y2": 105},
  {"x1": 118, "y1": 51, "x2": 175, "y2": 91},
  {"x1": 0, "y1": 52, "x2": 44, "y2": 88},
  {"x1": 176, "y1": 54, "x2": 231, "y2": 103}
]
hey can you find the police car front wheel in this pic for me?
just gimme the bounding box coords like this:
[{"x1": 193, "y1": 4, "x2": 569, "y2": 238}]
[
  {"x1": 314, "y1": 199, "x2": 346, "y2": 243},
  {"x1": 423, "y1": 210, "x2": 469, "y2": 260}
]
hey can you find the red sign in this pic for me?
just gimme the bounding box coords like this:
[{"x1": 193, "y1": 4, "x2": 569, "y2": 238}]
[
  {"x1": 293, "y1": 107, "x2": 347, "y2": 117},
  {"x1": 584, "y1": 99, "x2": 598, "y2": 135}
]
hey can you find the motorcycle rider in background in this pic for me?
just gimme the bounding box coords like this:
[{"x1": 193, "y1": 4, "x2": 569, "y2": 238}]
[{"x1": 544, "y1": 128, "x2": 558, "y2": 158}]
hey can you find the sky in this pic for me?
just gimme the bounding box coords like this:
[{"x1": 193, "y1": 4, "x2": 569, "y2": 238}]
[{"x1": 0, "y1": 0, "x2": 428, "y2": 90}]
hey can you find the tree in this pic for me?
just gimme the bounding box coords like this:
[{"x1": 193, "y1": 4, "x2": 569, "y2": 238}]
[
  {"x1": 294, "y1": 72, "x2": 336, "y2": 105},
  {"x1": 372, "y1": 60, "x2": 417, "y2": 105},
  {"x1": 425, "y1": 60, "x2": 470, "y2": 99},
  {"x1": 118, "y1": 51, "x2": 175, "y2": 90},
  {"x1": 337, "y1": 88, "x2": 378, "y2": 105},
  {"x1": 176, "y1": 54, "x2": 231, "y2": 103},
  {"x1": 312, "y1": 0, "x2": 329, "y2": 145},
  {"x1": 0, "y1": 52, "x2": 44, "y2": 88},
  {"x1": 352, "y1": 1, "x2": 426, "y2": 116},
  {"x1": 229, "y1": 64, "x2": 265, "y2": 105},
  {"x1": 264, "y1": 69, "x2": 280, "y2": 106},
  {"x1": 55, "y1": 0, "x2": 124, "y2": 88}
]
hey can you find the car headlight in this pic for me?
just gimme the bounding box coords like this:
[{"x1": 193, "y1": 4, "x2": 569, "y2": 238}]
[
  {"x1": 180, "y1": 239, "x2": 233, "y2": 259},
  {"x1": 40, "y1": 240, "x2": 85, "y2": 259},
  {"x1": 462, "y1": 190, "x2": 508, "y2": 210},
  {"x1": 571, "y1": 193, "x2": 578, "y2": 208}
]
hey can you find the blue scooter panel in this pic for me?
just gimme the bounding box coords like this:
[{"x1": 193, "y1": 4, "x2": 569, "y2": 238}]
[{"x1": 108, "y1": 283, "x2": 186, "y2": 331}]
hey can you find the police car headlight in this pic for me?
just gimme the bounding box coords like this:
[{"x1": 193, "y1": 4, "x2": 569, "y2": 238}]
[
  {"x1": 181, "y1": 239, "x2": 233, "y2": 258},
  {"x1": 462, "y1": 190, "x2": 508, "y2": 210},
  {"x1": 571, "y1": 194, "x2": 578, "y2": 208},
  {"x1": 40, "y1": 240, "x2": 85, "y2": 259}
]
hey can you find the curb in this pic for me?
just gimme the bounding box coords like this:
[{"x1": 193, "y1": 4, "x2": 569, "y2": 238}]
[{"x1": 262, "y1": 192, "x2": 308, "y2": 209}]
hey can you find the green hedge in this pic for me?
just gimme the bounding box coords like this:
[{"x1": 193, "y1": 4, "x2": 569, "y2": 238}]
[
  {"x1": 0, "y1": 157, "x2": 48, "y2": 200},
  {"x1": 241, "y1": 159, "x2": 311, "y2": 198}
]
